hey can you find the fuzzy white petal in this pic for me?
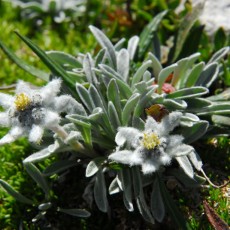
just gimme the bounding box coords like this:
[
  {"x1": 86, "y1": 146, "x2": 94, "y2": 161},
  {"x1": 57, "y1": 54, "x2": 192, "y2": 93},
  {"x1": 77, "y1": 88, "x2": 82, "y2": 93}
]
[
  {"x1": 145, "y1": 116, "x2": 160, "y2": 133},
  {"x1": 141, "y1": 160, "x2": 159, "y2": 174},
  {"x1": 0, "y1": 126, "x2": 24, "y2": 145},
  {"x1": 159, "y1": 152, "x2": 172, "y2": 165},
  {"x1": 0, "y1": 112, "x2": 10, "y2": 127},
  {"x1": 115, "y1": 127, "x2": 141, "y2": 147},
  {"x1": 41, "y1": 79, "x2": 62, "y2": 104},
  {"x1": 42, "y1": 110, "x2": 60, "y2": 129},
  {"x1": 0, "y1": 93, "x2": 14, "y2": 109},
  {"x1": 54, "y1": 95, "x2": 86, "y2": 115},
  {"x1": 16, "y1": 80, "x2": 33, "y2": 95},
  {"x1": 166, "y1": 135, "x2": 184, "y2": 149},
  {"x1": 158, "y1": 112, "x2": 182, "y2": 136},
  {"x1": 29, "y1": 125, "x2": 44, "y2": 143},
  {"x1": 109, "y1": 150, "x2": 142, "y2": 165}
]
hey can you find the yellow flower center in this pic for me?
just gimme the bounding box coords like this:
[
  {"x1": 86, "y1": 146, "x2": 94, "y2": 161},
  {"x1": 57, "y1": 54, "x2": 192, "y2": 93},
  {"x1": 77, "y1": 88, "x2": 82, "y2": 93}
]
[
  {"x1": 142, "y1": 133, "x2": 160, "y2": 150},
  {"x1": 14, "y1": 93, "x2": 31, "y2": 111}
]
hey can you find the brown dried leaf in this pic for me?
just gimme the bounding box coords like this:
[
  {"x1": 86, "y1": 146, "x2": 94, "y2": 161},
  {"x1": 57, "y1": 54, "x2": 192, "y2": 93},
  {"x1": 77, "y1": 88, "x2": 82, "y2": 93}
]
[{"x1": 203, "y1": 200, "x2": 229, "y2": 230}]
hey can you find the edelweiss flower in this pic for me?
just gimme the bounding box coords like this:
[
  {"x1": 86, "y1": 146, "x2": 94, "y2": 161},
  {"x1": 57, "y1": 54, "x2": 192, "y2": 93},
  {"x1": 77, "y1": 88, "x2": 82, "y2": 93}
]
[
  {"x1": 0, "y1": 79, "x2": 85, "y2": 145},
  {"x1": 109, "y1": 112, "x2": 200, "y2": 176}
]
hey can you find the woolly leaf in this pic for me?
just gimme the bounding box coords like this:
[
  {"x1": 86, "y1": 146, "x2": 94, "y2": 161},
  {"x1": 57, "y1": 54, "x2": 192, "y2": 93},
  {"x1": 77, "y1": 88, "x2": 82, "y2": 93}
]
[
  {"x1": 151, "y1": 178, "x2": 165, "y2": 222},
  {"x1": 138, "y1": 11, "x2": 167, "y2": 59},
  {"x1": 46, "y1": 51, "x2": 81, "y2": 68},
  {"x1": 85, "y1": 157, "x2": 105, "y2": 177},
  {"x1": 94, "y1": 170, "x2": 108, "y2": 212},
  {"x1": 89, "y1": 26, "x2": 117, "y2": 69},
  {"x1": 127, "y1": 36, "x2": 139, "y2": 60},
  {"x1": 43, "y1": 160, "x2": 78, "y2": 176},
  {"x1": 24, "y1": 163, "x2": 50, "y2": 197},
  {"x1": 117, "y1": 49, "x2": 130, "y2": 82},
  {"x1": 0, "y1": 179, "x2": 33, "y2": 205},
  {"x1": 58, "y1": 208, "x2": 90, "y2": 218},
  {"x1": 166, "y1": 87, "x2": 208, "y2": 99},
  {"x1": 176, "y1": 156, "x2": 194, "y2": 178},
  {"x1": 195, "y1": 62, "x2": 219, "y2": 88},
  {"x1": 122, "y1": 93, "x2": 140, "y2": 125}
]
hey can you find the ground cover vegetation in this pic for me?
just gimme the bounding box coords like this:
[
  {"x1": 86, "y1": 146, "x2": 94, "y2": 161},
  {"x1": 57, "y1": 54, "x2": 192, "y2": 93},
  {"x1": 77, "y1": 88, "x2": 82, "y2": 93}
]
[{"x1": 0, "y1": 0, "x2": 229, "y2": 229}]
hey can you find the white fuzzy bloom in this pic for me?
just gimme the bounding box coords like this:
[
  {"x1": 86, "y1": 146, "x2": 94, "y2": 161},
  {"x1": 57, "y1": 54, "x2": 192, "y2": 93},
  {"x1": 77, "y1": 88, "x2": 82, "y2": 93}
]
[
  {"x1": 0, "y1": 79, "x2": 85, "y2": 145},
  {"x1": 109, "y1": 112, "x2": 202, "y2": 177}
]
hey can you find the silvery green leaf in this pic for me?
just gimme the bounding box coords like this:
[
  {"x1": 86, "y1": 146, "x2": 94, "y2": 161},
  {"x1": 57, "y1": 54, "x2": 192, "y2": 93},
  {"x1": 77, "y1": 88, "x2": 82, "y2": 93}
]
[
  {"x1": 38, "y1": 202, "x2": 52, "y2": 211},
  {"x1": 157, "y1": 63, "x2": 178, "y2": 93},
  {"x1": 180, "y1": 113, "x2": 200, "y2": 126},
  {"x1": 197, "y1": 102, "x2": 230, "y2": 115},
  {"x1": 212, "y1": 115, "x2": 230, "y2": 126},
  {"x1": 88, "y1": 107, "x2": 104, "y2": 121},
  {"x1": 157, "y1": 174, "x2": 187, "y2": 229},
  {"x1": 117, "y1": 49, "x2": 130, "y2": 82},
  {"x1": 131, "y1": 60, "x2": 152, "y2": 87},
  {"x1": 43, "y1": 160, "x2": 78, "y2": 176},
  {"x1": 138, "y1": 10, "x2": 167, "y2": 59},
  {"x1": 171, "y1": 2, "x2": 204, "y2": 62},
  {"x1": 136, "y1": 191, "x2": 155, "y2": 224},
  {"x1": 175, "y1": 156, "x2": 194, "y2": 178},
  {"x1": 151, "y1": 178, "x2": 165, "y2": 222},
  {"x1": 127, "y1": 36, "x2": 139, "y2": 60},
  {"x1": 181, "y1": 120, "x2": 209, "y2": 143},
  {"x1": 0, "y1": 179, "x2": 33, "y2": 205},
  {"x1": 148, "y1": 52, "x2": 162, "y2": 79},
  {"x1": 166, "y1": 87, "x2": 208, "y2": 100},
  {"x1": 195, "y1": 62, "x2": 219, "y2": 88},
  {"x1": 107, "y1": 79, "x2": 122, "y2": 119},
  {"x1": 188, "y1": 151, "x2": 202, "y2": 171},
  {"x1": 24, "y1": 163, "x2": 50, "y2": 197},
  {"x1": 169, "y1": 169, "x2": 206, "y2": 187},
  {"x1": 118, "y1": 168, "x2": 133, "y2": 212},
  {"x1": 46, "y1": 51, "x2": 81, "y2": 68},
  {"x1": 207, "y1": 88, "x2": 230, "y2": 101},
  {"x1": 0, "y1": 40, "x2": 49, "y2": 81},
  {"x1": 163, "y1": 98, "x2": 187, "y2": 110},
  {"x1": 76, "y1": 83, "x2": 94, "y2": 112},
  {"x1": 108, "y1": 101, "x2": 121, "y2": 130},
  {"x1": 174, "y1": 53, "x2": 201, "y2": 88},
  {"x1": 89, "y1": 84, "x2": 106, "y2": 111},
  {"x1": 83, "y1": 53, "x2": 97, "y2": 85},
  {"x1": 185, "y1": 98, "x2": 212, "y2": 110},
  {"x1": 67, "y1": 114, "x2": 91, "y2": 128},
  {"x1": 114, "y1": 38, "x2": 126, "y2": 50},
  {"x1": 132, "y1": 116, "x2": 145, "y2": 130},
  {"x1": 208, "y1": 47, "x2": 230, "y2": 64},
  {"x1": 134, "y1": 81, "x2": 148, "y2": 93},
  {"x1": 131, "y1": 166, "x2": 142, "y2": 197},
  {"x1": 23, "y1": 148, "x2": 55, "y2": 163},
  {"x1": 122, "y1": 93, "x2": 140, "y2": 125},
  {"x1": 86, "y1": 157, "x2": 106, "y2": 177},
  {"x1": 133, "y1": 87, "x2": 156, "y2": 117},
  {"x1": 89, "y1": 25, "x2": 117, "y2": 69},
  {"x1": 94, "y1": 170, "x2": 109, "y2": 212},
  {"x1": 109, "y1": 176, "x2": 122, "y2": 195},
  {"x1": 185, "y1": 62, "x2": 205, "y2": 87},
  {"x1": 99, "y1": 64, "x2": 123, "y2": 81},
  {"x1": 143, "y1": 70, "x2": 152, "y2": 82},
  {"x1": 95, "y1": 48, "x2": 106, "y2": 66},
  {"x1": 58, "y1": 208, "x2": 90, "y2": 218},
  {"x1": 32, "y1": 211, "x2": 46, "y2": 223}
]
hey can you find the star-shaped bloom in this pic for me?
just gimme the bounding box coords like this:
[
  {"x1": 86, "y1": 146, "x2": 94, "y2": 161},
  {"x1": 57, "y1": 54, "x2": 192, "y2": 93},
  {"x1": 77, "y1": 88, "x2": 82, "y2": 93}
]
[
  {"x1": 109, "y1": 112, "x2": 202, "y2": 177},
  {"x1": 0, "y1": 79, "x2": 85, "y2": 145}
]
